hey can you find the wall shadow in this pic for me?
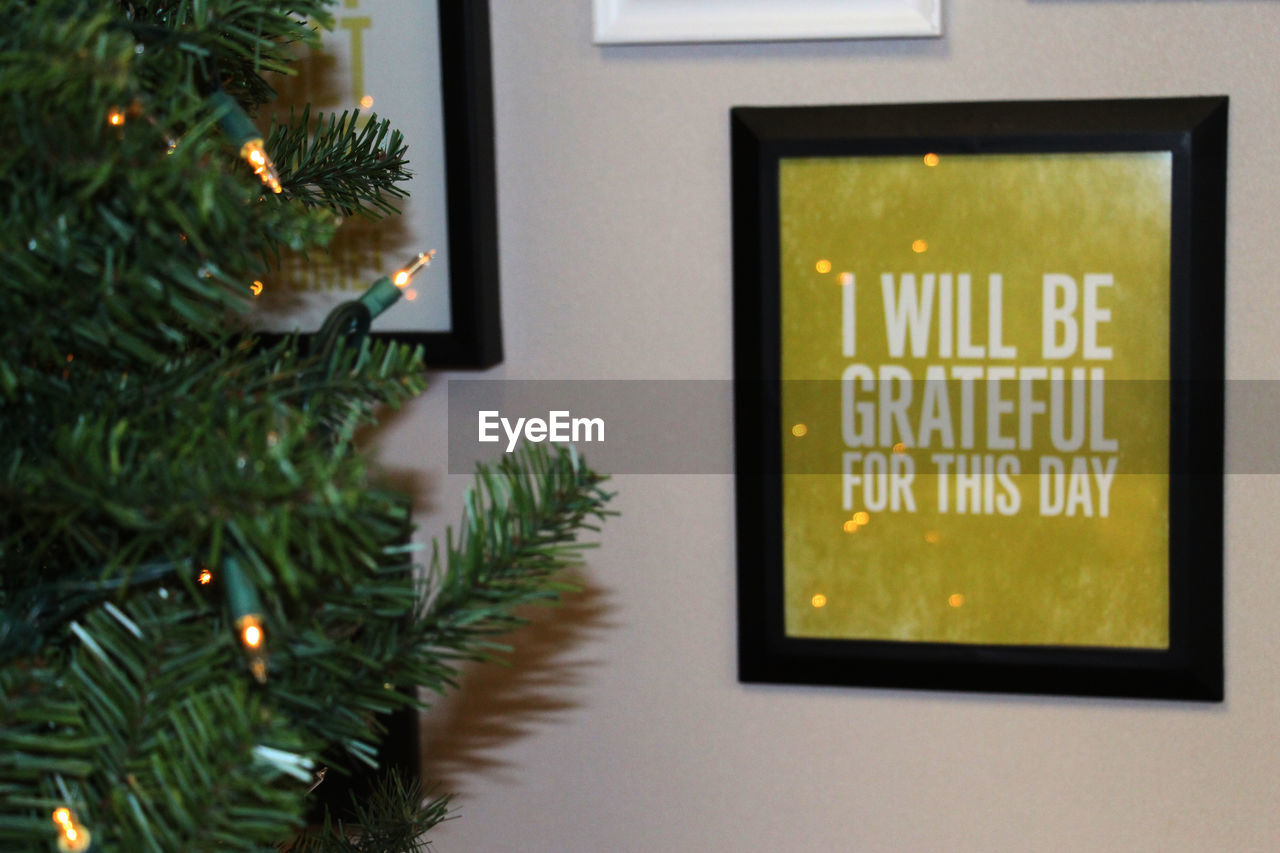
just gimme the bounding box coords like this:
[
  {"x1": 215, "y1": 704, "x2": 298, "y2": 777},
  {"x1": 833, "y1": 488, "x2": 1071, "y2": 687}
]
[{"x1": 417, "y1": 577, "x2": 617, "y2": 792}]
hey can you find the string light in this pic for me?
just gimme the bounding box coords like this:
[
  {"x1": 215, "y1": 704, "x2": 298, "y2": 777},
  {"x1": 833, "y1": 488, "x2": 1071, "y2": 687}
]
[
  {"x1": 103, "y1": 98, "x2": 182, "y2": 156},
  {"x1": 312, "y1": 250, "x2": 439, "y2": 363},
  {"x1": 240, "y1": 614, "x2": 263, "y2": 649},
  {"x1": 52, "y1": 807, "x2": 91, "y2": 852},
  {"x1": 209, "y1": 89, "x2": 283, "y2": 194},
  {"x1": 197, "y1": 568, "x2": 212, "y2": 585},
  {"x1": 240, "y1": 140, "x2": 283, "y2": 194},
  {"x1": 250, "y1": 281, "x2": 264, "y2": 297},
  {"x1": 237, "y1": 614, "x2": 268, "y2": 683},
  {"x1": 357, "y1": 251, "x2": 435, "y2": 319},
  {"x1": 394, "y1": 253, "x2": 428, "y2": 301},
  {"x1": 222, "y1": 557, "x2": 267, "y2": 683},
  {"x1": 107, "y1": 99, "x2": 147, "y2": 131},
  {"x1": 393, "y1": 251, "x2": 434, "y2": 288}
]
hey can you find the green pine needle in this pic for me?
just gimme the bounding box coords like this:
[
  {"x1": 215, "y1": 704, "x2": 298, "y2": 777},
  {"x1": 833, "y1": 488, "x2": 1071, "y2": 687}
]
[
  {"x1": 291, "y1": 770, "x2": 450, "y2": 853},
  {"x1": 268, "y1": 107, "x2": 411, "y2": 219},
  {"x1": 0, "y1": 2, "x2": 616, "y2": 850}
]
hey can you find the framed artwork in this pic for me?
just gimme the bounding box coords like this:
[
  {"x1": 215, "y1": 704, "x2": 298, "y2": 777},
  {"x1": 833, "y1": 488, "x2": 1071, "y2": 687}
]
[
  {"x1": 592, "y1": 0, "x2": 943, "y2": 44},
  {"x1": 732, "y1": 97, "x2": 1227, "y2": 700},
  {"x1": 257, "y1": 0, "x2": 501, "y2": 367}
]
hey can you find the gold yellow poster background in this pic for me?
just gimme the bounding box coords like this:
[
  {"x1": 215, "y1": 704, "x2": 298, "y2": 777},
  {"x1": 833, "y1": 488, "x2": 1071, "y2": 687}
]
[{"x1": 780, "y1": 152, "x2": 1172, "y2": 647}]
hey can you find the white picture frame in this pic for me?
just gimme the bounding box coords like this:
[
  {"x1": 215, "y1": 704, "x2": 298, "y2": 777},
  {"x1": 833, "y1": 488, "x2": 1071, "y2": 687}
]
[{"x1": 592, "y1": 0, "x2": 942, "y2": 45}]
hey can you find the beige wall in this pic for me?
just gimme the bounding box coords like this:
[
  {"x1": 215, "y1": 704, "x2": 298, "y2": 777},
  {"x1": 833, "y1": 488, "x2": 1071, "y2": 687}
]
[{"x1": 374, "y1": 1, "x2": 1280, "y2": 850}]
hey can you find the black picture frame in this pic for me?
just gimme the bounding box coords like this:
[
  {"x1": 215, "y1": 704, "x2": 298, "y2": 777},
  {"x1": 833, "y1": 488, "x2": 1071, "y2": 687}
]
[
  {"x1": 732, "y1": 97, "x2": 1227, "y2": 701},
  {"x1": 265, "y1": 0, "x2": 502, "y2": 368},
  {"x1": 414, "y1": 0, "x2": 502, "y2": 368}
]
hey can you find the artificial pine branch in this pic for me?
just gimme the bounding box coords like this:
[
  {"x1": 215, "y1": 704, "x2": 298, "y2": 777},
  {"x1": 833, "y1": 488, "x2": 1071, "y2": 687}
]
[
  {"x1": 2, "y1": 597, "x2": 313, "y2": 850},
  {"x1": 416, "y1": 446, "x2": 615, "y2": 681},
  {"x1": 2, "y1": 337, "x2": 425, "y2": 620},
  {"x1": 1, "y1": 2, "x2": 616, "y2": 850},
  {"x1": 2, "y1": 444, "x2": 612, "y2": 850},
  {"x1": 268, "y1": 107, "x2": 411, "y2": 219},
  {"x1": 282, "y1": 446, "x2": 613, "y2": 853},
  {"x1": 290, "y1": 771, "x2": 450, "y2": 853},
  {"x1": 117, "y1": 0, "x2": 335, "y2": 107}
]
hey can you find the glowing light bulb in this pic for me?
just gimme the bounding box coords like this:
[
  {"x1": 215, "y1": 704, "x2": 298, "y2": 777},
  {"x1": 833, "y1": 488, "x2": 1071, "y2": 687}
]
[
  {"x1": 52, "y1": 807, "x2": 91, "y2": 852},
  {"x1": 948, "y1": 593, "x2": 965, "y2": 608},
  {"x1": 811, "y1": 593, "x2": 827, "y2": 608},
  {"x1": 198, "y1": 568, "x2": 213, "y2": 585},
  {"x1": 242, "y1": 620, "x2": 262, "y2": 649},
  {"x1": 791, "y1": 423, "x2": 807, "y2": 437},
  {"x1": 237, "y1": 613, "x2": 269, "y2": 683},
  {"x1": 852, "y1": 511, "x2": 870, "y2": 526},
  {"x1": 911, "y1": 239, "x2": 928, "y2": 253},
  {"x1": 392, "y1": 251, "x2": 435, "y2": 288},
  {"x1": 360, "y1": 95, "x2": 374, "y2": 109},
  {"x1": 815, "y1": 259, "x2": 832, "y2": 274},
  {"x1": 239, "y1": 140, "x2": 283, "y2": 194},
  {"x1": 107, "y1": 109, "x2": 125, "y2": 127},
  {"x1": 250, "y1": 281, "x2": 264, "y2": 297},
  {"x1": 923, "y1": 152, "x2": 940, "y2": 167}
]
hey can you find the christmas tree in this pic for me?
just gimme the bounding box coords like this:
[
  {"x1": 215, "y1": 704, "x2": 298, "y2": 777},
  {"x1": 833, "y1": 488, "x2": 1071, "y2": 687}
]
[{"x1": 0, "y1": 1, "x2": 612, "y2": 850}]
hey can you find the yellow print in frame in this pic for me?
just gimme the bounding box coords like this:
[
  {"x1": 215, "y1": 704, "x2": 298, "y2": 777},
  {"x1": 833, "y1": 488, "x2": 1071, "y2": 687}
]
[{"x1": 778, "y1": 151, "x2": 1173, "y2": 648}]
